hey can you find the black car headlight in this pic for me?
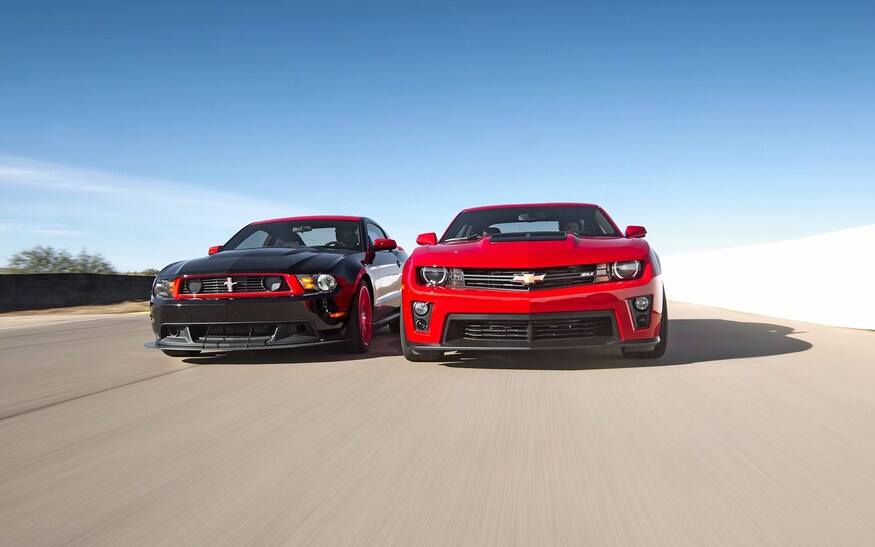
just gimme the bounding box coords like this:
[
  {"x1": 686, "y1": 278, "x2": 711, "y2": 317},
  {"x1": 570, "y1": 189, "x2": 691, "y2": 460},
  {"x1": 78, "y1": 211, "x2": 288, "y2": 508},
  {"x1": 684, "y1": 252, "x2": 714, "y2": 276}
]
[
  {"x1": 296, "y1": 274, "x2": 338, "y2": 293},
  {"x1": 153, "y1": 279, "x2": 174, "y2": 298},
  {"x1": 419, "y1": 266, "x2": 448, "y2": 286}
]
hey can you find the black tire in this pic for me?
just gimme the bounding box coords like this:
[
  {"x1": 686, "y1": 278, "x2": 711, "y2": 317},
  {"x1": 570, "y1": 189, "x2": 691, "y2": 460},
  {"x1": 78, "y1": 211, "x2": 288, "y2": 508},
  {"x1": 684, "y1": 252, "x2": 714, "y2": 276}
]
[
  {"x1": 344, "y1": 283, "x2": 373, "y2": 354},
  {"x1": 400, "y1": 309, "x2": 442, "y2": 362},
  {"x1": 622, "y1": 295, "x2": 668, "y2": 359},
  {"x1": 649, "y1": 298, "x2": 668, "y2": 358},
  {"x1": 161, "y1": 349, "x2": 201, "y2": 357}
]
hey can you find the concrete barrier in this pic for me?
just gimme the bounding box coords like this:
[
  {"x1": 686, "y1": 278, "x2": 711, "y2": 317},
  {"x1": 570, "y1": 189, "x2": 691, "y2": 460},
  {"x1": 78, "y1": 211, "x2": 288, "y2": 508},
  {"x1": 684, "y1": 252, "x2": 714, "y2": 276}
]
[{"x1": 0, "y1": 274, "x2": 154, "y2": 312}]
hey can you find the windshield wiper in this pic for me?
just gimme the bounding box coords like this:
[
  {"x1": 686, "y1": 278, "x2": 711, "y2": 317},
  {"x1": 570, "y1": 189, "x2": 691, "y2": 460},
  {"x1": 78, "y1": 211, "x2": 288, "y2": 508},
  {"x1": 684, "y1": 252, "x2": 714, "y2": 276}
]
[{"x1": 443, "y1": 234, "x2": 484, "y2": 243}]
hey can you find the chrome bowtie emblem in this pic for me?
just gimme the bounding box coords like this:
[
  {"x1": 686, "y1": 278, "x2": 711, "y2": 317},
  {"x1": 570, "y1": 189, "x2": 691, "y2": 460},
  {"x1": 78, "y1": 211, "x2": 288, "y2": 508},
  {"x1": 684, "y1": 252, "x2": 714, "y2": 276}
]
[
  {"x1": 512, "y1": 273, "x2": 546, "y2": 285},
  {"x1": 224, "y1": 277, "x2": 237, "y2": 292}
]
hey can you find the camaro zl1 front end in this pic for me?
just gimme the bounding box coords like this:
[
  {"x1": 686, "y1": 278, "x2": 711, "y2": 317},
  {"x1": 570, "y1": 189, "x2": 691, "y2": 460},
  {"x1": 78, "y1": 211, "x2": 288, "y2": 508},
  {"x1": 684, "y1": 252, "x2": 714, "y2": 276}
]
[{"x1": 400, "y1": 203, "x2": 667, "y2": 362}]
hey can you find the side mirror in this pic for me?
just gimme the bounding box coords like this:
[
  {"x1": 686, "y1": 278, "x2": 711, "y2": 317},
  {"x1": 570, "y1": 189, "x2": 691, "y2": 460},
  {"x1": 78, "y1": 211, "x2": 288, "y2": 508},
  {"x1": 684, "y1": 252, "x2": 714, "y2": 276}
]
[
  {"x1": 625, "y1": 226, "x2": 647, "y2": 238},
  {"x1": 416, "y1": 232, "x2": 437, "y2": 246},
  {"x1": 208, "y1": 245, "x2": 222, "y2": 255},
  {"x1": 373, "y1": 238, "x2": 397, "y2": 251}
]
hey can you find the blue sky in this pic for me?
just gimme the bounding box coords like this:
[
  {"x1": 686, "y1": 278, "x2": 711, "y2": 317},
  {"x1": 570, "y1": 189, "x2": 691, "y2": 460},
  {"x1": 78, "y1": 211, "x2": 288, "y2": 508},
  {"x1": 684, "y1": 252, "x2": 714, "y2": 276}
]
[{"x1": 1, "y1": 0, "x2": 873, "y2": 271}]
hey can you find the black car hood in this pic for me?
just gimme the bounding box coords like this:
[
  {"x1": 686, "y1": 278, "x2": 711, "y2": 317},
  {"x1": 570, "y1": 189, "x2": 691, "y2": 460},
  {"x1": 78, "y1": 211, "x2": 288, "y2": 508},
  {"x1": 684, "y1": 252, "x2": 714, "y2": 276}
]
[{"x1": 160, "y1": 248, "x2": 356, "y2": 277}]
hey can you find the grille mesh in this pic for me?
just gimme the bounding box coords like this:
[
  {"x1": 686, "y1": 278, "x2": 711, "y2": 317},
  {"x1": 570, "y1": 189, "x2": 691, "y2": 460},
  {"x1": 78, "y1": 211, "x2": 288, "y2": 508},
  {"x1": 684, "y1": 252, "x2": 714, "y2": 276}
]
[
  {"x1": 447, "y1": 316, "x2": 614, "y2": 344},
  {"x1": 458, "y1": 265, "x2": 597, "y2": 291},
  {"x1": 179, "y1": 276, "x2": 290, "y2": 295},
  {"x1": 459, "y1": 321, "x2": 528, "y2": 341},
  {"x1": 531, "y1": 317, "x2": 614, "y2": 340}
]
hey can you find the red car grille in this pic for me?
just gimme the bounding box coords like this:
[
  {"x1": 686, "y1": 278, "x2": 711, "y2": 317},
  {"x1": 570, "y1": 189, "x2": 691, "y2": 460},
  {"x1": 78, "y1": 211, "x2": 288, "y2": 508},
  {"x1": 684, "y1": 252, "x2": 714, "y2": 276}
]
[{"x1": 458, "y1": 265, "x2": 597, "y2": 291}]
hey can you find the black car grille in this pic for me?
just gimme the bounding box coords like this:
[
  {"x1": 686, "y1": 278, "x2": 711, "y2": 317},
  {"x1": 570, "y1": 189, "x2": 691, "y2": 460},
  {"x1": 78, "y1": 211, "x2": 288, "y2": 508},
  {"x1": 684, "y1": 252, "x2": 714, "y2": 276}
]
[
  {"x1": 531, "y1": 317, "x2": 614, "y2": 340},
  {"x1": 458, "y1": 320, "x2": 529, "y2": 341},
  {"x1": 444, "y1": 314, "x2": 615, "y2": 346},
  {"x1": 457, "y1": 265, "x2": 597, "y2": 291},
  {"x1": 178, "y1": 275, "x2": 291, "y2": 295},
  {"x1": 159, "y1": 322, "x2": 320, "y2": 349}
]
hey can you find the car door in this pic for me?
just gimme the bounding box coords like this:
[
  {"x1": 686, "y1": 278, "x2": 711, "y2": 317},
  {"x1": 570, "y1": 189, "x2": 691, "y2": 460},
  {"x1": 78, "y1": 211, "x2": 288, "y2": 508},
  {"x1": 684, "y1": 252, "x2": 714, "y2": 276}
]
[{"x1": 365, "y1": 220, "x2": 405, "y2": 322}]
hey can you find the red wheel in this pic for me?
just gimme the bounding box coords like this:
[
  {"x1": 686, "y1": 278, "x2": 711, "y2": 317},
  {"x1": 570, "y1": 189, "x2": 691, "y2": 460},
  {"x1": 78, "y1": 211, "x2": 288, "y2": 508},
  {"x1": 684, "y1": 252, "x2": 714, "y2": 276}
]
[
  {"x1": 357, "y1": 284, "x2": 372, "y2": 345},
  {"x1": 344, "y1": 283, "x2": 372, "y2": 353}
]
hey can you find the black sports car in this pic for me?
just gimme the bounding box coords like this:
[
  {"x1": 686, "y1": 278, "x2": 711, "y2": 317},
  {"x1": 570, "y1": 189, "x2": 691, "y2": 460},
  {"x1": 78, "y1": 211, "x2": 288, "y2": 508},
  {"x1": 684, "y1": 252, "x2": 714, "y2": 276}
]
[{"x1": 147, "y1": 216, "x2": 407, "y2": 357}]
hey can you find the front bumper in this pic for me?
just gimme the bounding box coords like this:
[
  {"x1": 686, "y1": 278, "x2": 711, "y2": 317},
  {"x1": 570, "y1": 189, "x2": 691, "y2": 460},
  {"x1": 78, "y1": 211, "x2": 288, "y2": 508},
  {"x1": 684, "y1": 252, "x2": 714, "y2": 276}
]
[
  {"x1": 403, "y1": 274, "x2": 664, "y2": 352},
  {"x1": 148, "y1": 295, "x2": 349, "y2": 352}
]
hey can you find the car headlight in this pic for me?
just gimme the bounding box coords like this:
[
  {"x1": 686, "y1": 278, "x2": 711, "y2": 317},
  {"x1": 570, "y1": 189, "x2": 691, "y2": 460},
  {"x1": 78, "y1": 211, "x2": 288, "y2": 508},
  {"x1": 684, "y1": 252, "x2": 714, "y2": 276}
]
[
  {"x1": 316, "y1": 273, "x2": 338, "y2": 292},
  {"x1": 419, "y1": 266, "x2": 448, "y2": 286},
  {"x1": 296, "y1": 274, "x2": 338, "y2": 293},
  {"x1": 153, "y1": 279, "x2": 174, "y2": 298},
  {"x1": 611, "y1": 260, "x2": 641, "y2": 280}
]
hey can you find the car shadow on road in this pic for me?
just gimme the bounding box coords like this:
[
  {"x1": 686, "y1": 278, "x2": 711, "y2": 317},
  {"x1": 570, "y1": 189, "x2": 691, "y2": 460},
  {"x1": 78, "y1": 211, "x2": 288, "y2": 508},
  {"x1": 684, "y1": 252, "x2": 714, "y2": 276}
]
[
  {"x1": 437, "y1": 319, "x2": 813, "y2": 371},
  {"x1": 178, "y1": 330, "x2": 401, "y2": 365},
  {"x1": 177, "y1": 319, "x2": 812, "y2": 369}
]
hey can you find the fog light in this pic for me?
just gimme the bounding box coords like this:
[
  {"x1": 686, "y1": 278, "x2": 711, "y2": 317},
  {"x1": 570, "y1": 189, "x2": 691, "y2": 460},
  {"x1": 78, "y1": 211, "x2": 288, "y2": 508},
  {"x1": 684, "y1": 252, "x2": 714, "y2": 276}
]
[
  {"x1": 415, "y1": 319, "x2": 428, "y2": 331},
  {"x1": 262, "y1": 276, "x2": 283, "y2": 291},
  {"x1": 412, "y1": 301, "x2": 430, "y2": 316},
  {"x1": 636, "y1": 315, "x2": 649, "y2": 326},
  {"x1": 633, "y1": 296, "x2": 651, "y2": 311},
  {"x1": 186, "y1": 279, "x2": 202, "y2": 294}
]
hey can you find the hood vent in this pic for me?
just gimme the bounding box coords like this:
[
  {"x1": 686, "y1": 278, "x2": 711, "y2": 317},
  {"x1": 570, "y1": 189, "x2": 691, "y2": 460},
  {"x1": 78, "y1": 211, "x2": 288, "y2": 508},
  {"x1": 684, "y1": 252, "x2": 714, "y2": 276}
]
[{"x1": 489, "y1": 231, "x2": 568, "y2": 242}]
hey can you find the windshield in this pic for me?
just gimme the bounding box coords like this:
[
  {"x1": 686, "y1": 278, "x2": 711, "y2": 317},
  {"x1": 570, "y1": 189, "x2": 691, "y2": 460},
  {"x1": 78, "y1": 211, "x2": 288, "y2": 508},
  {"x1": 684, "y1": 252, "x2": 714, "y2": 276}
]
[
  {"x1": 441, "y1": 205, "x2": 621, "y2": 242},
  {"x1": 222, "y1": 220, "x2": 363, "y2": 251}
]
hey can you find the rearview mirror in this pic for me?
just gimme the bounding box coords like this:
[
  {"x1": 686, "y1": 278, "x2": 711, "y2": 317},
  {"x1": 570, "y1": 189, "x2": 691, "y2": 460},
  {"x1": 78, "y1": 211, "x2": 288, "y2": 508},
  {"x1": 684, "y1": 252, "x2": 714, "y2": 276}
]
[
  {"x1": 208, "y1": 245, "x2": 222, "y2": 255},
  {"x1": 416, "y1": 233, "x2": 437, "y2": 246},
  {"x1": 625, "y1": 226, "x2": 647, "y2": 238}
]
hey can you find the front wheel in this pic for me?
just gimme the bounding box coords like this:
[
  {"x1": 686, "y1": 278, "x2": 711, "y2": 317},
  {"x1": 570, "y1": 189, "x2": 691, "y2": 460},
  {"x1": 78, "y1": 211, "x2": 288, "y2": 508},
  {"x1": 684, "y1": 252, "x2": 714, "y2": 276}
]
[{"x1": 344, "y1": 283, "x2": 373, "y2": 354}]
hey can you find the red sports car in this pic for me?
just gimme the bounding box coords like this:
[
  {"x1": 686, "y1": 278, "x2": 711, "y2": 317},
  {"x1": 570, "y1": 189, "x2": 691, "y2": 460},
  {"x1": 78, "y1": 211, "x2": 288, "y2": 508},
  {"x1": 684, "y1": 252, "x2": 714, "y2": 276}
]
[{"x1": 400, "y1": 203, "x2": 667, "y2": 362}]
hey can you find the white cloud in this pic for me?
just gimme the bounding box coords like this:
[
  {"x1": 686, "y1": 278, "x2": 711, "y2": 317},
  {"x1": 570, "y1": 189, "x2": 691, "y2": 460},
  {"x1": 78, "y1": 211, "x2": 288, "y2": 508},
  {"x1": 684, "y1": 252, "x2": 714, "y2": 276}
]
[
  {"x1": 0, "y1": 222, "x2": 85, "y2": 236},
  {"x1": 0, "y1": 156, "x2": 319, "y2": 270},
  {"x1": 0, "y1": 156, "x2": 313, "y2": 226}
]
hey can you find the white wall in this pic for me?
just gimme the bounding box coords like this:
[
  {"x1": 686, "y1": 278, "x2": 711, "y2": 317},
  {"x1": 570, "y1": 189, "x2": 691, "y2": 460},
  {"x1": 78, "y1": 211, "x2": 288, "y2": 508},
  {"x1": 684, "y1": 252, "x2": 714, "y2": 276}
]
[{"x1": 661, "y1": 225, "x2": 875, "y2": 330}]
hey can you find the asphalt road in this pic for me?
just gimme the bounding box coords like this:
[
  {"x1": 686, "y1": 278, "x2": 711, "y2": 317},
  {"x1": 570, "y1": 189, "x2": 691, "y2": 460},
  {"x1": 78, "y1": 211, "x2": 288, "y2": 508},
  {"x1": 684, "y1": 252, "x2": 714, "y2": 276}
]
[{"x1": 0, "y1": 303, "x2": 872, "y2": 546}]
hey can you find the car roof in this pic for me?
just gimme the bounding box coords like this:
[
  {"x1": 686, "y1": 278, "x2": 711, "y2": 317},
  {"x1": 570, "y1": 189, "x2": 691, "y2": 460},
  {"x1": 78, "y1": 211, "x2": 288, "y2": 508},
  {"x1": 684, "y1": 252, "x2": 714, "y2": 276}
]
[
  {"x1": 459, "y1": 202, "x2": 601, "y2": 213},
  {"x1": 250, "y1": 215, "x2": 364, "y2": 225}
]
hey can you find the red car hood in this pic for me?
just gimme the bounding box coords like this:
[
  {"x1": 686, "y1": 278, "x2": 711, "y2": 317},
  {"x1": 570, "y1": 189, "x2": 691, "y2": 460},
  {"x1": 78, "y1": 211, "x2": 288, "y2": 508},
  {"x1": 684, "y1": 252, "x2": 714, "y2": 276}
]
[{"x1": 412, "y1": 235, "x2": 651, "y2": 268}]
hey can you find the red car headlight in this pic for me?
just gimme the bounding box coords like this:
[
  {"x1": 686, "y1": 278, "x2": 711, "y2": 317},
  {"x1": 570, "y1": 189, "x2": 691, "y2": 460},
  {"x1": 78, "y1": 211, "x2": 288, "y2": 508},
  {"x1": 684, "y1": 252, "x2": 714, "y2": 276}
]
[
  {"x1": 611, "y1": 260, "x2": 641, "y2": 280},
  {"x1": 419, "y1": 266, "x2": 449, "y2": 286}
]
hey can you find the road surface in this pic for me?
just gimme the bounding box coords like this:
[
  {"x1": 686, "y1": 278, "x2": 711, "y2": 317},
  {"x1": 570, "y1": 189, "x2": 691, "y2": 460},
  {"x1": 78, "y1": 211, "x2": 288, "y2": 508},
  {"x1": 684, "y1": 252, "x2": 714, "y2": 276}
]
[{"x1": 0, "y1": 302, "x2": 872, "y2": 545}]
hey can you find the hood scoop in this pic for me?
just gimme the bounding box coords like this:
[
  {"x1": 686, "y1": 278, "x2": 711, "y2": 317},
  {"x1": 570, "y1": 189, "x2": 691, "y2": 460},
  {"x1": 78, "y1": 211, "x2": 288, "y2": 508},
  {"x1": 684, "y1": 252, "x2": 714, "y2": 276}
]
[{"x1": 489, "y1": 231, "x2": 568, "y2": 243}]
